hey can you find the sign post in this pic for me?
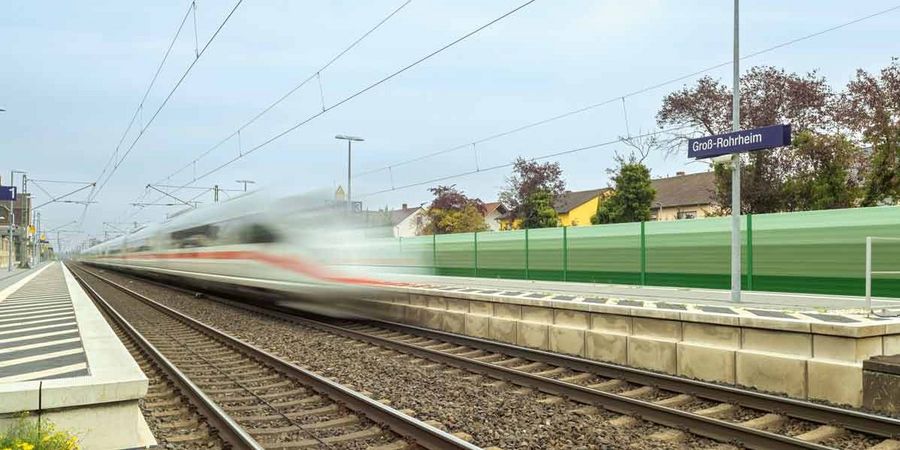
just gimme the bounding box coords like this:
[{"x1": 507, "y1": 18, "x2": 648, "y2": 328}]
[{"x1": 688, "y1": 123, "x2": 791, "y2": 302}]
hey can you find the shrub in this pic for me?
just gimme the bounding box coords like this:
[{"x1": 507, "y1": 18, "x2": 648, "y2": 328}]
[{"x1": 0, "y1": 415, "x2": 79, "y2": 450}]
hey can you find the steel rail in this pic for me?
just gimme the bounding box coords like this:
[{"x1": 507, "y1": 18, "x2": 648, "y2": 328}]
[
  {"x1": 69, "y1": 266, "x2": 264, "y2": 450},
  {"x1": 70, "y1": 264, "x2": 480, "y2": 450},
  {"x1": 76, "y1": 264, "x2": 900, "y2": 448}
]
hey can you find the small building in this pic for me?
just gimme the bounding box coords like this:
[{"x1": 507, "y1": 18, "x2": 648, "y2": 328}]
[
  {"x1": 362, "y1": 204, "x2": 427, "y2": 238},
  {"x1": 481, "y1": 202, "x2": 508, "y2": 231},
  {"x1": 649, "y1": 171, "x2": 717, "y2": 220}
]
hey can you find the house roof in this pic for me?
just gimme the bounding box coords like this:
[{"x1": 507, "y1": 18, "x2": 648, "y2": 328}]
[
  {"x1": 553, "y1": 189, "x2": 607, "y2": 213},
  {"x1": 361, "y1": 207, "x2": 420, "y2": 226},
  {"x1": 650, "y1": 171, "x2": 716, "y2": 208},
  {"x1": 482, "y1": 201, "x2": 507, "y2": 216}
]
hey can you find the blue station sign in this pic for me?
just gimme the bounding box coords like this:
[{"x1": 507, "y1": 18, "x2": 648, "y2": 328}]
[
  {"x1": 688, "y1": 124, "x2": 791, "y2": 159},
  {"x1": 0, "y1": 186, "x2": 16, "y2": 201}
]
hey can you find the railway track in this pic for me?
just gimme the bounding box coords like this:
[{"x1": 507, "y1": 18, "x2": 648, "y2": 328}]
[
  {"x1": 73, "y1": 264, "x2": 900, "y2": 450},
  {"x1": 70, "y1": 265, "x2": 478, "y2": 450}
]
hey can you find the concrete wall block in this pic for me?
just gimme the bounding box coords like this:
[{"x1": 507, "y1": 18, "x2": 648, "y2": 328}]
[
  {"x1": 426, "y1": 296, "x2": 447, "y2": 310},
  {"x1": 522, "y1": 305, "x2": 553, "y2": 324},
  {"x1": 469, "y1": 300, "x2": 492, "y2": 316},
  {"x1": 884, "y1": 335, "x2": 900, "y2": 355},
  {"x1": 585, "y1": 330, "x2": 627, "y2": 365},
  {"x1": 813, "y1": 335, "x2": 883, "y2": 363},
  {"x1": 518, "y1": 321, "x2": 550, "y2": 351},
  {"x1": 442, "y1": 311, "x2": 466, "y2": 335},
  {"x1": 420, "y1": 308, "x2": 442, "y2": 330},
  {"x1": 554, "y1": 309, "x2": 589, "y2": 329},
  {"x1": 549, "y1": 325, "x2": 586, "y2": 357},
  {"x1": 683, "y1": 323, "x2": 740, "y2": 348},
  {"x1": 445, "y1": 298, "x2": 469, "y2": 313},
  {"x1": 677, "y1": 342, "x2": 736, "y2": 384},
  {"x1": 741, "y1": 328, "x2": 812, "y2": 358},
  {"x1": 632, "y1": 317, "x2": 682, "y2": 340},
  {"x1": 736, "y1": 351, "x2": 808, "y2": 399},
  {"x1": 808, "y1": 359, "x2": 863, "y2": 407},
  {"x1": 409, "y1": 294, "x2": 429, "y2": 307},
  {"x1": 627, "y1": 336, "x2": 677, "y2": 374},
  {"x1": 494, "y1": 303, "x2": 522, "y2": 320},
  {"x1": 466, "y1": 314, "x2": 490, "y2": 339},
  {"x1": 490, "y1": 317, "x2": 518, "y2": 344},
  {"x1": 403, "y1": 305, "x2": 424, "y2": 326},
  {"x1": 590, "y1": 313, "x2": 632, "y2": 334}
]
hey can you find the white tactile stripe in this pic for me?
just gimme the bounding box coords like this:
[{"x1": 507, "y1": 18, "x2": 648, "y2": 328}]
[
  {"x1": 0, "y1": 302, "x2": 73, "y2": 313},
  {"x1": 0, "y1": 337, "x2": 81, "y2": 355},
  {"x1": 3, "y1": 305, "x2": 72, "y2": 319},
  {"x1": 0, "y1": 322, "x2": 78, "y2": 337},
  {"x1": 0, "y1": 315, "x2": 77, "y2": 330},
  {"x1": 0, "y1": 348, "x2": 85, "y2": 369},
  {"x1": 0, "y1": 311, "x2": 75, "y2": 324},
  {"x1": 0, "y1": 329, "x2": 79, "y2": 345},
  {"x1": 0, "y1": 362, "x2": 88, "y2": 383}
]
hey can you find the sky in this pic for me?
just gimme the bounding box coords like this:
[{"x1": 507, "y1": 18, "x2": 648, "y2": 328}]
[{"x1": 1, "y1": 0, "x2": 898, "y2": 249}]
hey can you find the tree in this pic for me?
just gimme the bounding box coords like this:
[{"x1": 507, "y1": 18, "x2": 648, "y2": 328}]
[
  {"x1": 782, "y1": 131, "x2": 860, "y2": 211},
  {"x1": 420, "y1": 185, "x2": 487, "y2": 234},
  {"x1": 592, "y1": 154, "x2": 656, "y2": 224},
  {"x1": 657, "y1": 66, "x2": 838, "y2": 213},
  {"x1": 838, "y1": 58, "x2": 900, "y2": 205},
  {"x1": 499, "y1": 158, "x2": 565, "y2": 228},
  {"x1": 521, "y1": 190, "x2": 559, "y2": 229}
]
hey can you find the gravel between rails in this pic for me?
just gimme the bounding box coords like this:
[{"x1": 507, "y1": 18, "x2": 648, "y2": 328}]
[{"x1": 88, "y1": 268, "x2": 720, "y2": 450}]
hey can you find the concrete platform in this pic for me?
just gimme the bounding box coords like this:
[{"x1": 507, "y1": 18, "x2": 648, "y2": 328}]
[
  {"x1": 0, "y1": 262, "x2": 155, "y2": 449},
  {"x1": 364, "y1": 274, "x2": 900, "y2": 409}
]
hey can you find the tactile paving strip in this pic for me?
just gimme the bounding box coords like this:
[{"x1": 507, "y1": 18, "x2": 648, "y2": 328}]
[{"x1": 0, "y1": 264, "x2": 89, "y2": 383}]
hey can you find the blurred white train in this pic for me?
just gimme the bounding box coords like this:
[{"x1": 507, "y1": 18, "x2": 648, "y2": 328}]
[{"x1": 79, "y1": 191, "x2": 415, "y2": 317}]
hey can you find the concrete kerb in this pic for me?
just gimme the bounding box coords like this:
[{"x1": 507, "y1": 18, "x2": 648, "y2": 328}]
[{"x1": 376, "y1": 283, "x2": 900, "y2": 407}]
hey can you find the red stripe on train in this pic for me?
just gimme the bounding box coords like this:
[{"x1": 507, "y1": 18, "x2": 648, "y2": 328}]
[{"x1": 96, "y1": 250, "x2": 403, "y2": 287}]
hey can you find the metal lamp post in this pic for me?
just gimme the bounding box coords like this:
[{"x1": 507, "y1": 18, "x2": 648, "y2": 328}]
[{"x1": 334, "y1": 135, "x2": 364, "y2": 210}]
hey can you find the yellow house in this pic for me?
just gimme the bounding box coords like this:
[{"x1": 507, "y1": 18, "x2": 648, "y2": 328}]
[
  {"x1": 555, "y1": 188, "x2": 608, "y2": 226},
  {"x1": 498, "y1": 188, "x2": 608, "y2": 229}
]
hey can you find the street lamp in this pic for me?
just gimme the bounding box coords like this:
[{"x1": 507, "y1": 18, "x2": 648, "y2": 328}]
[
  {"x1": 334, "y1": 135, "x2": 364, "y2": 210},
  {"x1": 235, "y1": 179, "x2": 255, "y2": 192}
]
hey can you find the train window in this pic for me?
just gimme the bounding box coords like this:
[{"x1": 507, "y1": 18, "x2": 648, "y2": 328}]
[
  {"x1": 171, "y1": 224, "x2": 219, "y2": 248},
  {"x1": 238, "y1": 223, "x2": 279, "y2": 244}
]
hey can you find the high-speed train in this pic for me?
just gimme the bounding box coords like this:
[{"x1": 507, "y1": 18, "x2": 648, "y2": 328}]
[{"x1": 79, "y1": 191, "x2": 415, "y2": 317}]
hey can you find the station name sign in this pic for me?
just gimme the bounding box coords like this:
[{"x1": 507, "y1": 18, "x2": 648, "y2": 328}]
[
  {"x1": 0, "y1": 186, "x2": 15, "y2": 202},
  {"x1": 688, "y1": 124, "x2": 791, "y2": 159}
]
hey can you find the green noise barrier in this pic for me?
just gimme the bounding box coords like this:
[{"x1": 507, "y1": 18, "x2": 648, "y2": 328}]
[{"x1": 378, "y1": 206, "x2": 900, "y2": 298}]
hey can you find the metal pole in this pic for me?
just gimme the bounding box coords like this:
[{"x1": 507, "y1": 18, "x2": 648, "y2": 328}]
[
  {"x1": 730, "y1": 0, "x2": 742, "y2": 302},
  {"x1": 865, "y1": 237, "x2": 872, "y2": 314},
  {"x1": 214, "y1": 185, "x2": 219, "y2": 202},
  {"x1": 8, "y1": 169, "x2": 14, "y2": 272},
  {"x1": 347, "y1": 140, "x2": 352, "y2": 210}
]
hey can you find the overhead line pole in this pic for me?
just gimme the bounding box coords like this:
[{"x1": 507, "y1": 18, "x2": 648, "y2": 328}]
[{"x1": 730, "y1": 0, "x2": 742, "y2": 302}]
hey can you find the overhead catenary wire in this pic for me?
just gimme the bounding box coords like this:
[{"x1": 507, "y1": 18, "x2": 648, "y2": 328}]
[
  {"x1": 90, "y1": 0, "x2": 245, "y2": 203},
  {"x1": 351, "y1": 2, "x2": 900, "y2": 179},
  {"x1": 357, "y1": 125, "x2": 693, "y2": 199},
  {"x1": 141, "y1": 0, "x2": 538, "y2": 206},
  {"x1": 151, "y1": 0, "x2": 414, "y2": 190}
]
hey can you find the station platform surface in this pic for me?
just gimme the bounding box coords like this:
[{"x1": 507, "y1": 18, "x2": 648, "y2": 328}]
[
  {"x1": 0, "y1": 261, "x2": 155, "y2": 448},
  {"x1": 380, "y1": 273, "x2": 900, "y2": 315}
]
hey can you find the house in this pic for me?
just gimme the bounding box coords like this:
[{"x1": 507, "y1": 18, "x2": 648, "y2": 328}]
[
  {"x1": 481, "y1": 202, "x2": 508, "y2": 231},
  {"x1": 498, "y1": 188, "x2": 607, "y2": 229},
  {"x1": 649, "y1": 171, "x2": 717, "y2": 220},
  {"x1": 554, "y1": 188, "x2": 608, "y2": 226},
  {"x1": 362, "y1": 203, "x2": 427, "y2": 237}
]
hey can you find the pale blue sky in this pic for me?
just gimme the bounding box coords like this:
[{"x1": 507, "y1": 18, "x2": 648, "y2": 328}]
[{"x1": 2, "y1": 1, "x2": 898, "y2": 246}]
